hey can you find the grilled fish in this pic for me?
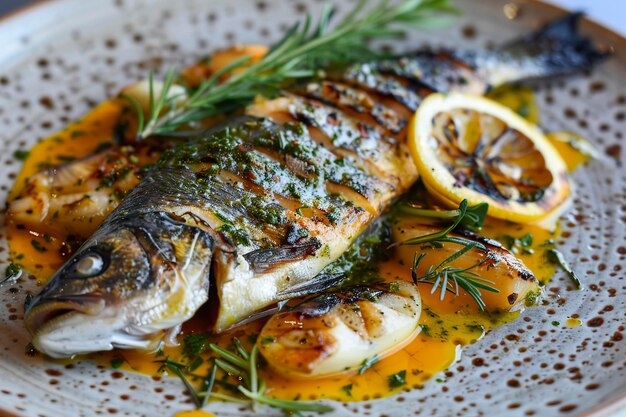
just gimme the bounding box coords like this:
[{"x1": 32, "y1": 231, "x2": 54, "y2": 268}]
[{"x1": 23, "y1": 14, "x2": 604, "y2": 358}]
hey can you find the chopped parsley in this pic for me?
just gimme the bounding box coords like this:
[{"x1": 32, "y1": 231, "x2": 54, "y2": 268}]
[
  {"x1": 110, "y1": 357, "x2": 125, "y2": 369},
  {"x1": 13, "y1": 149, "x2": 30, "y2": 161},
  {"x1": 388, "y1": 370, "x2": 407, "y2": 388},
  {"x1": 30, "y1": 239, "x2": 47, "y2": 252},
  {"x1": 500, "y1": 233, "x2": 534, "y2": 254},
  {"x1": 183, "y1": 332, "x2": 210, "y2": 358},
  {"x1": 419, "y1": 324, "x2": 432, "y2": 337},
  {"x1": 2, "y1": 263, "x2": 22, "y2": 284}
]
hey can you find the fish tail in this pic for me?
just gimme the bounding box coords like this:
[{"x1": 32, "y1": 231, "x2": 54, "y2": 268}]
[
  {"x1": 470, "y1": 13, "x2": 609, "y2": 87},
  {"x1": 502, "y1": 12, "x2": 607, "y2": 71}
]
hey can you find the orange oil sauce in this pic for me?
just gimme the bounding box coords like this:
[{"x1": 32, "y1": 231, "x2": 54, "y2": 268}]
[
  {"x1": 173, "y1": 411, "x2": 217, "y2": 417},
  {"x1": 6, "y1": 92, "x2": 570, "y2": 404},
  {"x1": 6, "y1": 99, "x2": 125, "y2": 280}
]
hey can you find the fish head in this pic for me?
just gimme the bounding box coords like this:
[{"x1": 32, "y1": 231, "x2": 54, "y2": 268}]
[{"x1": 24, "y1": 211, "x2": 214, "y2": 358}]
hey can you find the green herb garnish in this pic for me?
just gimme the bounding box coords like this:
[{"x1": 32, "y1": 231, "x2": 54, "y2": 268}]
[
  {"x1": 1, "y1": 263, "x2": 22, "y2": 284},
  {"x1": 412, "y1": 250, "x2": 499, "y2": 311},
  {"x1": 403, "y1": 199, "x2": 498, "y2": 310},
  {"x1": 547, "y1": 248, "x2": 582, "y2": 289},
  {"x1": 500, "y1": 233, "x2": 534, "y2": 254},
  {"x1": 399, "y1": 200, "x2": 488, "y2": 230},
  {"x1": 13, "y1": 149, "x2": 30, "y2": 161},
  {"x1": 110, "y1": 357, "x2": 125, "y2": 369},
  {"x1": 30, "y1": 239, "x2": 47, "y2": 253},
  {"x1": 160, "y1": 337, "x2": 333, "y2": 415},
  {"x1": 358, "y1": 354, "x2": 379, "y2": 375},
  {"x1": 388, "y1": 370, "x2": 407, "y2": 388},
  {"x1": 183, "y1": 332, "x2": 211, "y2": 358}
]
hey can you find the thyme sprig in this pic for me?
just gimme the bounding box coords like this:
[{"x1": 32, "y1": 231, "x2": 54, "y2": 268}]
[
  {"x1": 402, "y1": 199, "x2": 499, "y2": 309},
  {"x1": 128, "y1": 0, "x2": 455, "y2": 139},
  {"x1": 159, "y1": 336, "x2": 333, "y2": 415}
]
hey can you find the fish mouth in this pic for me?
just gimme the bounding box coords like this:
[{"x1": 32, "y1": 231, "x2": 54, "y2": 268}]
[
  {"x1": 25, "y1": 296, "x2": 108, "y2": 334},
  {"x1": 25, "y1": 297, "x2": 158, "y2": 358}
]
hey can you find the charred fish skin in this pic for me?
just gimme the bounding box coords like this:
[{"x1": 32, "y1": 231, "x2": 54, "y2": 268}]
[{"x1": 23, "y1": 14, "x2": 606, "y2": 358}]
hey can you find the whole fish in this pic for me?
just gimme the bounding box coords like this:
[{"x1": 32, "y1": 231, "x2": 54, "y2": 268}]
[{"x1": 23, "y1": 14, "x2": 604, "y2": 358}]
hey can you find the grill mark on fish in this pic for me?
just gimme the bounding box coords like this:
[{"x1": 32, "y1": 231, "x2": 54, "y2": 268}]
[
  {"x1": 377, "y1": 51, "x2": 487, "y2": 95},
  {"x1": 298, "y1": 81, "x2": 407, "y2": 135},
  {"x1": 337, "y1": 62, "x2": 423, "y2": 113},
  {"x1": 248, "y1": 95, "x2": 414, "y2": 193}
]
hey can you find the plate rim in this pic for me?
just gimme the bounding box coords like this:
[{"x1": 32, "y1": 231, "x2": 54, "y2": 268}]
[{"x1": 0, "y1": 1, "x2": 624, "y2": 416}]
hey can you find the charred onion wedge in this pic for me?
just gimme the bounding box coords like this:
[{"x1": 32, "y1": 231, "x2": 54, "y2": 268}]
[
  {"x1": 257, "y1": 281, "x2": 421, "y2": 378},
  {"x1": 394, "y1": 222, "x2": 541, "y2": 312}
]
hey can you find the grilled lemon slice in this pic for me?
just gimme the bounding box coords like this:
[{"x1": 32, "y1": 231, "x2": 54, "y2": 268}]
[{"x1": 408, "y1": 93, "x2": 571, "y2": 223}]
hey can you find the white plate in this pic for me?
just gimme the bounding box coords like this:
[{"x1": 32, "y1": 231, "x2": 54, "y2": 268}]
[{"x1": 0, "y1": 1, "x2": 624, "y2": 416}]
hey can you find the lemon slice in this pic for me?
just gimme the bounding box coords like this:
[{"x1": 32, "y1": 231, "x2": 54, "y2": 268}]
[{"x1": 408, "y1": 93, "x2": 571, "y2": 223}]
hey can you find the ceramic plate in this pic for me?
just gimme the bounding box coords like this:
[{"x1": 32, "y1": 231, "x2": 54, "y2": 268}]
[{"x1": 0, "y1": 0, "x2": 624, "y2": 416}]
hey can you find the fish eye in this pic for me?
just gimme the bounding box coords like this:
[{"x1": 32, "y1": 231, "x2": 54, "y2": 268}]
[{"x1": 72, "y1": 251, "x2": 106, "y2": 278}]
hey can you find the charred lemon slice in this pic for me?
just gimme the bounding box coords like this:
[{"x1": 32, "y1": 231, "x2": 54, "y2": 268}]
[{"x1": 408, "y1": 93, "x2": 571, "y2": 223}]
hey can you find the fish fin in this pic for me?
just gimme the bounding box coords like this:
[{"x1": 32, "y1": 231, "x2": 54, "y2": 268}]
[
  {"x1": 243, "y1": 238, "x2": 322, "y2": 273},
  {"x1": 277, "y1": 272, "x2": 346, "y2": 299}
]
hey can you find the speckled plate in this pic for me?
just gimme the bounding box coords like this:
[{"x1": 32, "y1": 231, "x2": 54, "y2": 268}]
[{"x1": 0, "y1": 0, "x2": 624, "y2": 416}]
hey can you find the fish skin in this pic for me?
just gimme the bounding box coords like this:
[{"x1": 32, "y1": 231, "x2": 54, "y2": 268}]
[{"x1": 23, "y1": 14, "x2": 606, "y2": 357}]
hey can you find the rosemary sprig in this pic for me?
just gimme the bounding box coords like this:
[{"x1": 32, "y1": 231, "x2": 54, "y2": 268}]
[
  {"x1": 128, "y1": 0, "x2": 455, "y2": 139},
  {"x1": 402, "y1": 199, "x2": 499, "y2": 309},
  {"x1": 412, "y1": 251, "x2": 499, "y2": 310},
  {"x1": 161, "y1": 337, "x2": 333, "y2": 415}
]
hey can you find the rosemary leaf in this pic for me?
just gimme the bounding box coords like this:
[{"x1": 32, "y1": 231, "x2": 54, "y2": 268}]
[
  {"x1": 239, "y1": 387, "x2": 333, "y2": 413},
  {"x1": 547, "y1": 248, "x2": 582, "y2": 289},
  {"x1": 201, "y1": 364, "x2": 217, "y2": 407},
  {"x1": 358, "y1": 354, "x2": 379, "y2": 375},
  {"x1": 167, "y1": 361, "x2": 202, "y2": 408},
  {"x1": 209, "y1": 343, "x2": 249, "y2": 370}
]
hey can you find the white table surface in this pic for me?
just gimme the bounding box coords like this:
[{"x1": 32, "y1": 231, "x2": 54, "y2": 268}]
[
  {"x1": 0, "y1": 1, "x2": 624, "y2": 38},
  {"x1": 550, "y1": 0, "x2": 623, "y2": 35}
]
